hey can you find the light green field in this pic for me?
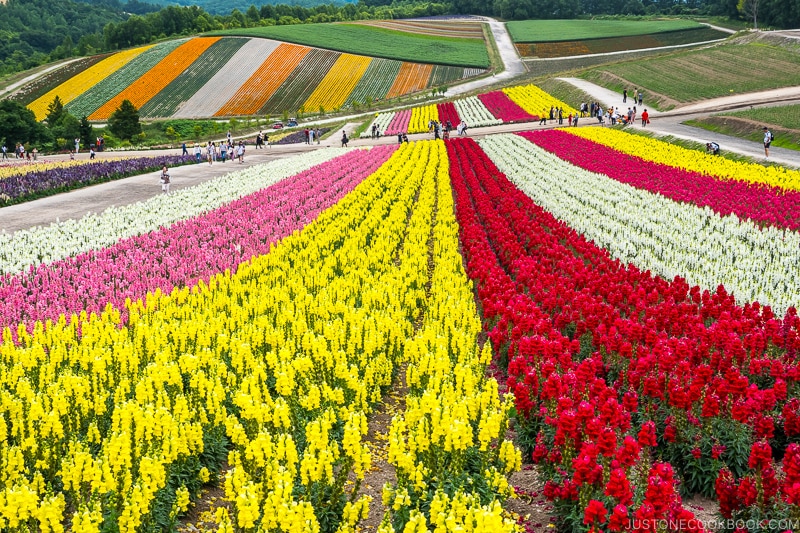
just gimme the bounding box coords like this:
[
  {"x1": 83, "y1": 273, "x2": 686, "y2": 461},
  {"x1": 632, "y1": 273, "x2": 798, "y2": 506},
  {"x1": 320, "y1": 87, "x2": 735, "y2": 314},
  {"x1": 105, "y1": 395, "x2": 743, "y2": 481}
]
[
  {"x1": 722, "y1": 104, "x2": 800, "y2": 130},
  {"x1": 208, "y1": 24, "x2": 490, "y2": 68},
  {"x1": 581, "y1": 42, "x2": 800, "y2": 109},
  {"x1": 507, "y1": 19, "x2": 702, "y2": 43}
]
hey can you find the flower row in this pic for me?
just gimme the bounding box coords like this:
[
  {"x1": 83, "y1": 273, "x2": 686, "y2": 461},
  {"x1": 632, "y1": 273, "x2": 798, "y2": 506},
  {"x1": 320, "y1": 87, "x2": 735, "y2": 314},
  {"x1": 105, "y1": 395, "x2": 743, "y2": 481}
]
[
  {"x1": 0, "y1": 148, "x2": 345, "y2": 276},
  {"x1": 528, "y1": 129, "x2": 800, "y2": 231},
  {"x1": 0, "y1": 154, "x2": 198, "y2": 208},
  {"x1": 0, "y1": 147, "x2": 390, "y2": 329},
  {"x1": 566, "y1": 127, "x2": 800, "y2": 192},
  {"x1": 493, "y1": 132, "x2": 800, "y2": 315}
]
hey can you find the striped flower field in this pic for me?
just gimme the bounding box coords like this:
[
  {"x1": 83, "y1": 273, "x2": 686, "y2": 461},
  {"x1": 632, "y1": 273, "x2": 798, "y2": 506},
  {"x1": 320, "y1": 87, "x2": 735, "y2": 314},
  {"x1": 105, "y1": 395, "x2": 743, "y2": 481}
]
[
  {"x1": 2, "y1": 128, "x2": 797, "y2": 532},
  {"x1": 23, "y1": 36, "x2": 487, "y2": 121}
]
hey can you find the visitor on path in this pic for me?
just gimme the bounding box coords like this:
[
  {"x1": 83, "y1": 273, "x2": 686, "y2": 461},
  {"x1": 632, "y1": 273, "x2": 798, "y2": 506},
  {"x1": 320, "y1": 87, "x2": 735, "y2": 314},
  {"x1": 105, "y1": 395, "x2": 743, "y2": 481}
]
[
  {"x1": 641, "y1": 109, "x2": 650, "y2": 127},
  {"x1": 1, "y1": 145, "x2": 6, "y2": 159},
  {"x1": 194, "y1": 143, "x2": 202, "y2": 162},
  {"x1": 402, "y1": 133, "x2": 409, "y2": 143},
  {"x1": 32, "y1": 148, "x2": 37, "y2": 160},
  {"x1": 706, "y1": 142, "x2": 720, "y2": 155},
  {"x1": 315, "y1": 128, "x2": 321, "y2": 144},
  {"x1": 398, "y1": 133, "x2": 403, "y2": 144},
  {"x1": 220, "y1": 143, "x2": 227, "y2": 162},
  {"x1": 539, "y1": 110, "x2": 547, "y2": 126},
  {"x1": 182, "y1": 142, "x2": 188, "y2": 156},
  {"x1": 572, "y1": 114, "x2": 578, "y2": 127},
  {"x1": 763, "y1": 127, "x2": 774, "y2": 158},
  {"x1": 341, "y1": 131, "x2": 349, "y2": 147},
  {"x1": 74, "y1": 138, "x2": 80, "y2": 154},
  {"x1": 623, "y1": 89, "x2": 628, "y2": 103},
  {"x1": 236, "y1": 141, "x2": 245, "y2": 163},
  {"x1": 206, "y1": 142, "x2": 214, "y2": 166},
  {"x1": 309, "y1": 129, "x2": 315, "y2": 144},
  {"x1": 90, "y1": 147, "x2": 95, "y2": 159},
  {"x1": 160, "y1": 165, "x2": 170, "y2": 194},
  {"x1": 638, "y1": 90, "x2": 643, "y2": 106}
]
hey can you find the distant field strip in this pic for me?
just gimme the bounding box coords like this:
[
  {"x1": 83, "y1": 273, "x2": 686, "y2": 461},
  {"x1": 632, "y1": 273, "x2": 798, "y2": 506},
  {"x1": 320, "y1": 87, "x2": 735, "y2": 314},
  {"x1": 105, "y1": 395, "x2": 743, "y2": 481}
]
[
  {"x1": 429, "y1": 65, "x2": 469, "y2": 86},
  {"x1": 28, "y1": 46, "x2": 151, "y2": 120},
  {"x1": 581, "y1": 42, "x2": 800, "y2": 105},
  {"x1": 262, "y1": 48, "x2": 340, "y2": 115},
  {"x1": 385, "y1": 63, "x2": 433, "y2": 99},
  {"x1": 350, "y1": 20, "x2": 485, "y2": 39},
  {"x1": 173, "y1": 38, "x2": 281, "y2": 118},
  {"x1": 507, "y1": 19, "x2": 702, "y2": 42},
  {"x1": 209, "y1": 24, "x2": 489, "y2": 67},
  {"x1": 139, "y1": 37, "x2": 249, "y2": 118},
  {"x1": 302, "y1": 53, "x2": 372, "y2": 112},
  {"x1": 89, "y1": 37, "x2": 221, "y2": 120},
  {"x1": 66, "y1": 40, "x2": 186, "y2": 119},
  {"x1": 343, "y1": 58, "x2": 401, "y2": 106},
  {"x1": 517, "y1": 28, "x2": 728, "y2": 58},
  {"x1": 215, "y1": 43, "x2": 309, "y2": 117}
]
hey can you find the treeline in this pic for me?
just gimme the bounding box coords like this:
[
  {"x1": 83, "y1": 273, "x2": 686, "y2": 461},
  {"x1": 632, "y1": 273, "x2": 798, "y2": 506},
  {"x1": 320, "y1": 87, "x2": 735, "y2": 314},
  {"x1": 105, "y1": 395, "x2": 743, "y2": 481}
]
[
  {"x1": 440, "y1": 0, "x2": 798, "y2": 28},
  {"x1": 101, "y1": 1, "x2": 450, "y2": 48},
  {"x1": 0, "y1": 0, "x2": 159, "y2": 76}
]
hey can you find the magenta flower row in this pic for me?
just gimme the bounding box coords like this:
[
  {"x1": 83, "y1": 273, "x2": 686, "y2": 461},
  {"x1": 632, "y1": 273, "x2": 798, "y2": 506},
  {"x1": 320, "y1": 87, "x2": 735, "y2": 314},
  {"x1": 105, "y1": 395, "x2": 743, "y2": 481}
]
[{"x1": 0, "y1": 146, "x2": 396, "y2": 329}]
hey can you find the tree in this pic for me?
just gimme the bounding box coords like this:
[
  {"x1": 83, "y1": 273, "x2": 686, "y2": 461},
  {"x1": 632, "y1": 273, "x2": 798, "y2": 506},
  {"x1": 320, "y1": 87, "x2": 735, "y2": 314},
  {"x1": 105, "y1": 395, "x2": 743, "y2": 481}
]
[
  {"x1": 79, "y1": 116, "x2": 94, "y2": 149},
  {"x1": 0, "y1": 100, "x2": 50, "y2": 147},
  {"x1": 45, "y1": 96, "x2": 65, "y2": 126},
  {"x1": 108, "y1": 100, "x2": 142, "y2": 141},
  {"x1": 738, "y1": 0, "x2": 760, "y2": 28}
]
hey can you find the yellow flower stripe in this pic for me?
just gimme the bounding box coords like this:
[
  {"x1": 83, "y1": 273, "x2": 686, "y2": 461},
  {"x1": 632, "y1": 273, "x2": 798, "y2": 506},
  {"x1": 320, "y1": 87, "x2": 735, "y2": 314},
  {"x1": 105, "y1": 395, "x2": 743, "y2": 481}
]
[
  {"x1": 503, "y1": 83, "x2": 577, "y2": 118},
  {"x1": 302, "y1": 54, "x2": 372, "y2": 113},
  {"x1": 564, "y1": 126, "x2": 800, "y2": 192},
  {"x1": 378, "y1": 142, "x2": 521, "y2": 532},
  {"x1": 28, "y1": 46, "x2": 153, "y2": 121},
  {"x1": 408, "y1": 103, "x2": 439, "y2": 134},
  {"x1": 89, "y1": 37, "x2": 221, "y2": 121}
]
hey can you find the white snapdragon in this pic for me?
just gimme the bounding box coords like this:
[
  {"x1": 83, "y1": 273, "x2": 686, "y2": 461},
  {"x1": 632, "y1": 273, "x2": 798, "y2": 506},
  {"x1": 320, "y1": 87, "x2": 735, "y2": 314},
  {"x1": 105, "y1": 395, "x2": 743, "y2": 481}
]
[
  {"x1": 453, "y1": 96, "x2": 502, "y2": 128},
  {"x1": 480, "y1": 134, "x2": 800, "y2": 315},
  {"x1": 0, "y1": 148, "x2": 349, "y2": 275}
]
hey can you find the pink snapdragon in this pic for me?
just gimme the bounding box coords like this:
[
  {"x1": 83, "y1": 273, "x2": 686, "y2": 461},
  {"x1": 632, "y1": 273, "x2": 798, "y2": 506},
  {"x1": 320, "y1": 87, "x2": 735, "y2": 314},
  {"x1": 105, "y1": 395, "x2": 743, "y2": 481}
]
[
  {"x1": 0, "y1": 146, "x2": 396, "y2": 329},
  {"x1": 384, "y1": 109, "x2": 411, "y2": 136}
]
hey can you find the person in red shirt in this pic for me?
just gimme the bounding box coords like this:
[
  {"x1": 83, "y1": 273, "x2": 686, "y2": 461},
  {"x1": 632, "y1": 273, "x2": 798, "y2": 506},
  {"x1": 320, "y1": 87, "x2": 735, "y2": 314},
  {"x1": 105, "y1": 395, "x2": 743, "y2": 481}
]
[{"x1": 641, "y1": 109, "x2": 650, "y2": 127}]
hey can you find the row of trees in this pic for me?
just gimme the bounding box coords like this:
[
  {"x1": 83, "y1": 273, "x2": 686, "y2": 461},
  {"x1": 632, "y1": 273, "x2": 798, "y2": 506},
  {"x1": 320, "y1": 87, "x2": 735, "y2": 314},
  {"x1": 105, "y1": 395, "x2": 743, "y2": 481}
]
[{"x1": 0, "y1": 96, "x2": 142, "y2": 153}]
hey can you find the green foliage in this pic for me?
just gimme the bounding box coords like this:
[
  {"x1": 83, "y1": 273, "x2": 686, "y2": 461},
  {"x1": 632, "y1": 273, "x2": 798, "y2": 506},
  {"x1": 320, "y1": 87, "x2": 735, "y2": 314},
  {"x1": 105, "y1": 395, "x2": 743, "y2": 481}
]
[
  {"x1": 49, "y1": 112, "x2": 81, "y2": 151},
  {"x1": 507, "y1": 19, "x2": 703, "y2": 42},
  {"x1": 45, "y1": 95, "x2": 65, "y2": 126},
  {"x1": 581, "y1": 41, "x2": 800, "y2": 109},
  {"x1": 79, "y1": 115, "x2": 94, "y2": 149},
  {"x1": 209, "y1": 23, "x2": 490, "y2": 68},
  {"x1": 108, "y1": 99, "x2": 142, "y2": 141},
  {"x1": 0, "y1": 100, "x2": 50, "y2": 146}
]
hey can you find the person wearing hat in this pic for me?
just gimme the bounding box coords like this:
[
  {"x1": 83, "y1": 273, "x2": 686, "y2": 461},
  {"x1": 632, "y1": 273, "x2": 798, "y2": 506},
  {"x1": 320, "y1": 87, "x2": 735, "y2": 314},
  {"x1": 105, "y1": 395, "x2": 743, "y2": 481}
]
[{"x1": 763, "y1": 127, "x2": 774, "y2": 158}]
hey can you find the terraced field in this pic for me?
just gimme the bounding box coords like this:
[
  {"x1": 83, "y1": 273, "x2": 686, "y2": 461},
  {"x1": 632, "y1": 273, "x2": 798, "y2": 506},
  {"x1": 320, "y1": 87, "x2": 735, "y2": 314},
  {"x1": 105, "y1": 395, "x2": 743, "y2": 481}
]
[
  {"x1": 140, "y1": 37, "x2": 248, "y2": 118},
  {"x1": 20, "y1": 32, "x2": 488, "y2": 121}
]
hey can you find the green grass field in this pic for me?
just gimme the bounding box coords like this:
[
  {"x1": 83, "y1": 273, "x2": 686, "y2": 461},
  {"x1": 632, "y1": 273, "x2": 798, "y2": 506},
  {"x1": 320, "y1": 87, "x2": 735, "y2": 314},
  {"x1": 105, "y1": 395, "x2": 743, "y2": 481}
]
[
  {"x1": 507, "y1": 19, "x2": 702, "y2": 43},
  {"x1": 208, "y1": 24, "x2": 490, "y2": 68},
  {"x1": 580, "y1": 42, "x2": 800, "y2": 109},
  {"x1": 687, "y1": 106, "x2": 800, "y2": 151},
  {"x1": 721, "y1": 104, "x2": 800, "y2": 130}
]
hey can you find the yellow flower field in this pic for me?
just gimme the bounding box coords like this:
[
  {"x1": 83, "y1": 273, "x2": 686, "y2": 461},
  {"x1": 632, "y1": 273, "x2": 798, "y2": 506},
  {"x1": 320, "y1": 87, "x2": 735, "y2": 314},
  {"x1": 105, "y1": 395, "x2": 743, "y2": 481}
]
[
  {"x1": 565, "y1": 126, "x2": 800, "y2": 192},
  {"x1": 408, "y1": 104, "x2": 439, "y2": 134},
  {"x1": 28, "y1": 46, "x2": 153, "y2": 121},
  {"x1": 503, "y1": 83, "x2": 577, "y2": 119},
  {"x1": 302, "y1": 54, "x2": 372, "y2": 113}
]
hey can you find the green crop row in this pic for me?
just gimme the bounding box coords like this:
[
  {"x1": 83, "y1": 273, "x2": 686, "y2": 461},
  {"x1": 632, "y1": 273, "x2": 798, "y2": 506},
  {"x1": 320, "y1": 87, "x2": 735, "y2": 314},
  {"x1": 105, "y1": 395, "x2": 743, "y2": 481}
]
[
  {"x1": 208, "y1": 24, "x2": 489, "y2": 68},
  {"x1": 261, "y1": 48, "x2": 340, "y2": 115},
  {"x1": 344, "y1": 58, "x2": 401, "y2": 107},
  {"x1": 9, "y1": 55, "x2": 112, "y2": 106},
  {"x1": 508, "y1": 18, "x2": 702, "y2": 43}
]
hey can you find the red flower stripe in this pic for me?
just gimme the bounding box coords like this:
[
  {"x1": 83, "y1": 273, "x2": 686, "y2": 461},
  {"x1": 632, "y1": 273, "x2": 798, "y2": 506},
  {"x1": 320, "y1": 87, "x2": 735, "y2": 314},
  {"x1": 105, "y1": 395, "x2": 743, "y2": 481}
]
[
  {"x1": 436, "y1": 102, "x2": 461, "y2": 128},
  {"x1": 521, "y1": 129, "x2": 800, "y2": 231},
  {"x1": 477, "y1": 90, "x2": 536, "y2": 122},
  {"x1": 446, "y1": 137, "x2": 800, "y2": 530}
]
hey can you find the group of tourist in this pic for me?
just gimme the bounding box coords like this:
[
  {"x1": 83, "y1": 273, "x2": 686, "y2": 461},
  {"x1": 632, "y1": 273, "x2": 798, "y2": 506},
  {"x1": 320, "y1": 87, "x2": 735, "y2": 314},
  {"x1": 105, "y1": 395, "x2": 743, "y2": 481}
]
[
  {"x1": 622, "y1": 87, "x2": 644, "y2": 106},
  {"x1": 182, "y1": 140, "x2": 246, "y2": 165},
  {"x1": 1, "y1": 143, "x2": 38, "y2": 160}
]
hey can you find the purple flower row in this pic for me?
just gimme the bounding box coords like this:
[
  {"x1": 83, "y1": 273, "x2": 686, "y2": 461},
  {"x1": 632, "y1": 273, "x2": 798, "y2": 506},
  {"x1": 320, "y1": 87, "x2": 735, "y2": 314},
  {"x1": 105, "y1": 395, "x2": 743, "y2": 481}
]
[
  {"x1": 0, "y1": 146, "x2": 396, "y2": 329},
  {"x1": 522, "y1": 130, "x2": 800, "y2": 232},
  {"x1": 0, "y1": 155, "x2": 198, "y2": 206}
]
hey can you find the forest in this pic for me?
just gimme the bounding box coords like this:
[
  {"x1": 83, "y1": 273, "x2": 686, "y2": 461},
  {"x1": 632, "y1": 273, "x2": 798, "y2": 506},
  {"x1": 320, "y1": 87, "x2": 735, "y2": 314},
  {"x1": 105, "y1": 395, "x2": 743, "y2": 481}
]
[{"x1": 0, "y1": 0, "x2": 797, "y2": 78}]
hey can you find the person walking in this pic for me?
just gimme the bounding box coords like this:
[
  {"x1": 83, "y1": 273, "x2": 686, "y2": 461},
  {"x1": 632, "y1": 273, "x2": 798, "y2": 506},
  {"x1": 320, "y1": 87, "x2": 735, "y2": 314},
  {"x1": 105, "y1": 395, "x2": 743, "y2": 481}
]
[
  {"x1": 641, "y1": 109, "x2": 650, "y2": 127},
  {"x1": 638, "y1": 90, "x2": 643, "y2": 106},
  {"x1": 160, "y1": 165, "x2": 171, "y2": 194},
  {"x1": 341, "y1": 130, "x2": 349, "y2": 147},
  {"x1": 315, "y1": 128, "x2": 321, "y2": 144},
  {"x1": 623, "y1": 89, "x2": 628, "y2": 103},
  {"x1": 74, "y1": 138, "x2": 80, "y2": 154},
  {"x1": 90, "y1": 146, "x2": 96, "y2": 159},
  {"x1": 237, "y1": 141, "x2": 245, "y2": 163},
  {"x1": 182, "y1": 142, "x2": 188, "y2": 156},
  {"x1": 1, "y1": 145, "x2": 6, "y2": 159},
  {"x1": 763, "y1": 127, "x2": 774, "y2": 158}
]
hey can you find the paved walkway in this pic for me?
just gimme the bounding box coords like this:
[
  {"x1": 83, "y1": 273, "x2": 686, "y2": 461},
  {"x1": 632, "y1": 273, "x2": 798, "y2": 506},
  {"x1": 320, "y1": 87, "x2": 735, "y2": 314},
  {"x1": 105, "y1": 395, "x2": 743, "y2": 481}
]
[{"x1": 557, "y1": 77, "x2": 800, "y2": 167}]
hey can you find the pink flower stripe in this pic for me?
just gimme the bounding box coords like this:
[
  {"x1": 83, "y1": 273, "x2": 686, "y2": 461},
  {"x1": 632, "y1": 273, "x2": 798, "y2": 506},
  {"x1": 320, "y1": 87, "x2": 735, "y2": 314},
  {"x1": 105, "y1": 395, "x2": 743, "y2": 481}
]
[
  {"x1": 0, "y1": 146, "x2": 396, "y2": 329},
  {"x1": 436, "y1": 102, "x2": 460, "y2": 128},
  {"x1": 521, "y1": 130, "x2": 800, "y2": 231},
  {"x1": 477, "y1": 91, "x2": 536, "y2": 123},
  {"x1": 446, "y1": 137, "x2": 800, "y2": 530},
  {"x1": 384, "y1": 109, "x2": 411, "y2": 135}
]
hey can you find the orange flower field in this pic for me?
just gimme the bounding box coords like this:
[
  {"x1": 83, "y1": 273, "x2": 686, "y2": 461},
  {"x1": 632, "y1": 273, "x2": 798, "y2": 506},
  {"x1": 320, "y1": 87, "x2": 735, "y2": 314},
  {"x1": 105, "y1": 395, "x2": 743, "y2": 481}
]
[{"x1": 385, "y1": 62, "x2": 433, "y2": 99}]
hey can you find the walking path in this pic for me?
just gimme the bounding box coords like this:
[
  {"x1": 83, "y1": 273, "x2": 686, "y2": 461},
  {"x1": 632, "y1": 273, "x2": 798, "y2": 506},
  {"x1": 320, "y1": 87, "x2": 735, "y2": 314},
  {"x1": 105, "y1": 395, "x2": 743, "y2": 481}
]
[
  {"x1": 445, "y1": 17, "x2": 526, "y2": 97},
  {"x1": 556, "y1": 77, "x2": 800, "y2": 167}
]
